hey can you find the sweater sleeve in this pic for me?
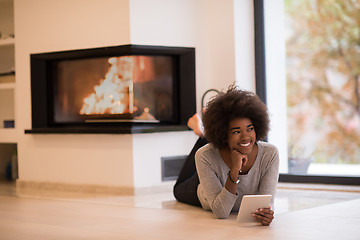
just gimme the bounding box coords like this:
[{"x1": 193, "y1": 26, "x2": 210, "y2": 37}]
[
  {"x1": 195, "y1": 147, "x2": 237, "y2": 219},
  {"x1": 258, "y1": 145, "x2": 280, "y2": 209}
]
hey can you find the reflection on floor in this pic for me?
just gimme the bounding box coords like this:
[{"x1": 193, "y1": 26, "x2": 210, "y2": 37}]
[
  {"x1": 0, "y1": 181, "x2": 359, "y2": 215},
  {"x1": 275, "y1": 183, "x2": 360, "y2": 214},
  {"x1": 1, "y1": 181, "x2": 360, "y2": 240}
]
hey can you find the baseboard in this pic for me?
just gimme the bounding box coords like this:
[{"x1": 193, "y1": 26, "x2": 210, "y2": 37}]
[
  {"x1": 15, "y1": 180, "x2": 135, "y2": 195},
  {"x1": 15, "y1": 180, "x2": 177, "y2": 196},
  {"x1": 134, "y1": 180, "x2": 175, "y2": 195}
]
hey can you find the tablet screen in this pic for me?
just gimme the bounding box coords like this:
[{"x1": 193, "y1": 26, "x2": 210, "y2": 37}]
[{"x1": 236, "y1": 194, "x2": 272, "y2": 224}]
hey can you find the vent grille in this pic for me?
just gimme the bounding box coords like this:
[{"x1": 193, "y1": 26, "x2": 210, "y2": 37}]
[{"x1": 161, "y1": 155, "x2": 187, "y2": 181}]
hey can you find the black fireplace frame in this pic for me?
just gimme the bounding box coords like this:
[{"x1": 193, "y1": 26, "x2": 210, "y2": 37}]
[{"x1": 25, "y1": 44, "x2": 196, "y2": 134}]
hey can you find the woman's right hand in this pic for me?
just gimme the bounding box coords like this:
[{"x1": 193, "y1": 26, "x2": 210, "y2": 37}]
[
  {"x1": 225, "y1": 147, "x2": 248, "y2": 195},
  {"x1": 230, "y1": 147, "x2": 248, "y2": 173}
]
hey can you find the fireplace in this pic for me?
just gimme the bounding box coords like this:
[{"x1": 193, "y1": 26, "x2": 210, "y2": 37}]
[{"x1": 25, "y1": 45, "x2": 196, "y2": 134}]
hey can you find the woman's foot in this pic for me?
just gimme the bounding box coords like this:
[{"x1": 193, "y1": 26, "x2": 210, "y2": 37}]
[{"x1": 187, "y1": 113, "x2": 204, "y2": 137}]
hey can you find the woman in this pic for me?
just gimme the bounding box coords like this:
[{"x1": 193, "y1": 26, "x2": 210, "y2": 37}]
[{"x1": 173, "y1": 85, "x2": 279, "y2": 226}]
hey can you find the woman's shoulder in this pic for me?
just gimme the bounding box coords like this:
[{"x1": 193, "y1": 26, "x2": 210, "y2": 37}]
[
  {"x1": 258, "y1": 141, "x2": 279, "y2": 155},
  {"x1": 195, "y1": 143, "x2": 219, "y2": 163}
]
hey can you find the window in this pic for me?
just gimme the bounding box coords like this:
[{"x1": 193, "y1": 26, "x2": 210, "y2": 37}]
[{"x1": 255, "y1": 0, "x2": 360, "y2": 184}]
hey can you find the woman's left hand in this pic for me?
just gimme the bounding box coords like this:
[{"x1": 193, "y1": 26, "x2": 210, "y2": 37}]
[{"x1": 252, "y1": 207, "x2": 274, "y2": 226}]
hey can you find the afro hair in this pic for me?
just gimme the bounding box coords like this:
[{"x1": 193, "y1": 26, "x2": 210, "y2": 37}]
[{"x1": 202, "y1": 85, "x2": 270, "y2": 149}]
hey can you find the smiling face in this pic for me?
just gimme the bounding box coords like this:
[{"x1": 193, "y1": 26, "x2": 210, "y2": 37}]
[{"x1": 227, "y1": 117, "x2": 257, "y2": 155}]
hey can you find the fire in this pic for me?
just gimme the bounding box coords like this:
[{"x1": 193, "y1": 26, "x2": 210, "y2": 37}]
[
  {"x1": 79, "y1": 56, "x2": 159, "y2": 122},
  {"x1": 80, "y1": 56, "x2": 134, "y2": 115}
]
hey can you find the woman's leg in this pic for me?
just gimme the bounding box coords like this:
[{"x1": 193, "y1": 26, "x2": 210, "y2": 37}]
[{"x1": 173, "y1": 137, "x2": 208, "y2": 207}]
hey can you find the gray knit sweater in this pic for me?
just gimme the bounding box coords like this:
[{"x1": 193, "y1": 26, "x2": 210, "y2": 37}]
[{"x1": 195, "y1": 141, "x2": 279, "y2": 219}]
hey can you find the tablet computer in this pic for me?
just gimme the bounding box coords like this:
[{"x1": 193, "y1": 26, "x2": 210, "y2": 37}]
[{"x1": 236, "y1": 194, "x2": 272, "y2": 225}]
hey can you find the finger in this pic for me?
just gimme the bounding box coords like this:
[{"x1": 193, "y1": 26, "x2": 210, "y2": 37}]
[
  {"x1": 252, "y1": 213, "x2": 270, "y2": 224},
  {"x1": 242, "y1": 155, "x2": 248, "y2": 167},
  {"x1": 252, "y1": 212, "x2": 274, "y2": 226},
  {"x1": 253, "y1": 210, "x2": 274, "y2": 218},
  {"x1": 253, "y1": 211, "x2": 273, "y2": 219},
  {"x1": 255, "y1": 209, "x2": 274, "y2": 219},
  {"x1": 261, "y1": 219, "x2": 271, "y2": 226},
  {"x1": 253, "y1": 208, "x2": 274, "y2": 223},
  {"x1": 231, "y1": 149, "x2": 242, "y2": 159},
  {"x1": 231, "y1": 147, "x2": 244, "y2": 155},
  {"x1": 230, "y1": 145, "x2": 239, "y2": 152},
  {"x1": 233, "y1": 150, "x2": 245, "y2": 158},
  {"x1": 258, "y1": 208, "x2": 274, "y2": 215}
]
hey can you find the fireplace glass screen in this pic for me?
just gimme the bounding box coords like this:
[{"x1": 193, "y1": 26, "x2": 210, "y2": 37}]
[{"x1": 53, "y1": 55, "x2": 174, "y2": 124}]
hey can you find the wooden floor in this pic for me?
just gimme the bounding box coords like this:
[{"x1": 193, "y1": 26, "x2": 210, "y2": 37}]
[{"x1": 0, "y1": 182, "x2": 360, "y2": 240}]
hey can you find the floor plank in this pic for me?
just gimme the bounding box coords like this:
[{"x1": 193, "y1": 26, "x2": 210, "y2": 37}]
[{"x1": 0, "y1": 182, "x2": 359, "y2": 239}]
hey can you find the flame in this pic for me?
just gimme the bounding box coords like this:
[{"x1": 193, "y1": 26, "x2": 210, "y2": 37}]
[
  {"x1": 79, "y1": 55, "x2": 158, "y2": 120},
  {"x1": 80, "y1": 56, "x2": 134, "y2": 115}
]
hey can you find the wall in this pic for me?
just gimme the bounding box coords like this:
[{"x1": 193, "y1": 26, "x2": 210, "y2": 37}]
[
  {"x1": 130, "y1": 0, "x2": 237, "y2": 111},
  {"x1": 129, "y1": 0, "x2": 239, "y2": 188},
  {"x1": 15, "y1": 0, "x2": 136, "y2": 188},
  {"x1": 234, "y1": 0, "x2": 255, "y2": 91},
  {"x1": 14, "y1": 0, "x2": 255, "y2": 190}
]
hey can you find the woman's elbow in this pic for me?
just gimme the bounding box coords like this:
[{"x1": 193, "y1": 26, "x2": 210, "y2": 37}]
[{"x1": 212, "y1": 209, "x2": 230, "y2": 219}]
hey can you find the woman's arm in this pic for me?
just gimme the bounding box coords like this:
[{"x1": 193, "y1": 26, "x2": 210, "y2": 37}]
[
  {"x1": 258, "y1": 146, "x2": 279, "y2": 205},
  {"x1": 253, "y1": 145, "x2": 279, "y2": 226},
  {"x1": 195, "y1": 149, "x2": 238, "y2": 219}
]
